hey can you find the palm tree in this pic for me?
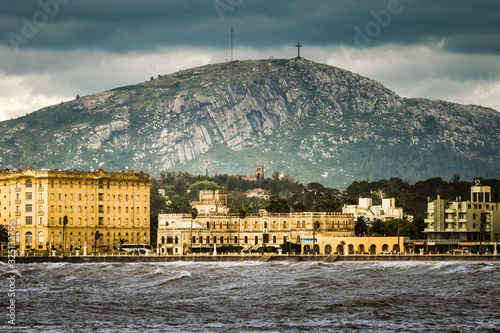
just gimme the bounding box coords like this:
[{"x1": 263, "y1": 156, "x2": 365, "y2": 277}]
[
  {"x1": 62, "y1": 215, "x2": 68, "y2": 256},
  {"x1": 238, "y1": 209, "x2": 246, "y2": 254},
  {"x1": 312, "y1": 221, "x2": 320, "y2": 254},
  {"x1": 370, "y1": 218, "x2": 387, "y2": 236},
  {"x1": 94, "y1": 230, "x2": 102, "y2": 254},
  {"x1": 355, "y1": 216, "x2": 369, "y2": 236},
  {"x1": 339, "y1": 240, "x2": 346, "y2": 255},
  {"x1": 117, "y1": 238, "x2": 128, "y2": 251},
  {"x1": 189, "y1": 208, "x2": 198, "y2": 253}
]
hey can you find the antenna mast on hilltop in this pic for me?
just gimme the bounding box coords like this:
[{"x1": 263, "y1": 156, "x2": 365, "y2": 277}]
[{"x1": 231, "y1": 28, "x2": 233, "y2": 62}]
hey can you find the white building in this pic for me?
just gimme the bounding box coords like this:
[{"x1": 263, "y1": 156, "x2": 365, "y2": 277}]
[{"x1": 342, "y1": 197, "x2": 411, "y2": 222}]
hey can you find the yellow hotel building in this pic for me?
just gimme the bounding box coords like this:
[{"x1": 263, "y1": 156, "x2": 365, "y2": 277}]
[{"x1": 0, "y1": 168, "x2": 151, "y2": 252}]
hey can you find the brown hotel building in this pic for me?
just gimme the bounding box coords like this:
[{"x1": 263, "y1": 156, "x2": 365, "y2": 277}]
[{"x1": 1, "y1": 168, "x2": 150, "y2": 251}]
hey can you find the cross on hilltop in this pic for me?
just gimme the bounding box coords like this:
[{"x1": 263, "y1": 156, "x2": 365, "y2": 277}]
[{"x1": 295, "y1": 42, "x2": 302, "y2": 59}]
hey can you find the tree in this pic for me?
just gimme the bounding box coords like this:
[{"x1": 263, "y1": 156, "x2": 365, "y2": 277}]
[
  {"x1": 238, "y1": 209, "x2": 246, "y2": 254},
  {"x1": 117, "y1": 238, "x2": 128, "y2": 251},
  {"x1": 339, "y1": 240, "x2": 346, "y2": 255},
  {"x1": 189, "y1": 208, "x2": 198, "y2": 253},
  {"x1": 62, "y1": 215, "x2": 68, "y2": 256},
  {"x1": 265, "y1": 197, "x2": 290, "y2": 213},
  {"x1": 94, "y1": 231, "x2": 102, "y2": 254},
  {"x1": 188, "y1": 181, "x2": 221, "y2": 200},
  {"x1": 271, "y1": 170, "x2": 281, "y2": 180},
  {"x1": 313, "y1": 199, "x2": 341, "y2": 212},
  {"x1": 370, "y1": 218, "x2": 388, "y2": 236},
  {"x1": 312, "y1": 221, "x2": 320, "y2": 254},
  {"x1": 355, "y1": 216, "x2": 369, "y2": 236},
  {"x1": 293, "y1": 201, "x2": 306, "y2": 213}
]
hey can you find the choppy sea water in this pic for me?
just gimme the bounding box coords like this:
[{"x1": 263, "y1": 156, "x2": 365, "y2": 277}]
[{"x1": 2, "y1": 261, "x2": 500, "y2": 332}]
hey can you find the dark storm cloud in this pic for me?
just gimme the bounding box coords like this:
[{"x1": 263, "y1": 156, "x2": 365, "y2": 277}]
[{"x1": 1, "y1": 0, "x2": 499, "y2": 53}]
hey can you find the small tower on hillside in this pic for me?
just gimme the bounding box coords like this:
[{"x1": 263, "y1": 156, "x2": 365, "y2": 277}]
[{"x1": 256, "y1": 165, "x2": 264, "y2": 181}]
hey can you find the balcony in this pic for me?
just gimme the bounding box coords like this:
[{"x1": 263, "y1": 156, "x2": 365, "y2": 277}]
[
  {"x1": 38, "y1": 211, "x2": 44, "y2": 216},
  {"x1": 445, "y1": 218, "x2": 456, "y2": 223},
  {"x1": 15, "y1": 212, "x2": 21, "y2": 216},
  {"x1": 445, "y1": 208, "x2": 456, "y2": 213},
  {"x1": 15, "y1": 187, "x2": 21, "y2": 192},
  {"x1": 38, "y1": 199, "x2": 44, "y2": 204},
  {"x1": 15, "y1": 200, "x2": 21, "y2": 204}
]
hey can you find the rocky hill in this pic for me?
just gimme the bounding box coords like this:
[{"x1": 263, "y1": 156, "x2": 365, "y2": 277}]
[{"x1": 1, "y1": 58, "x2": 499, "y2": 188}]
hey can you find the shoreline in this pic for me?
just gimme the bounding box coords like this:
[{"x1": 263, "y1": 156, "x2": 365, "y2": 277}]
[{"x1": 2, "y1": 253, "x2": 500, "y2": 263}]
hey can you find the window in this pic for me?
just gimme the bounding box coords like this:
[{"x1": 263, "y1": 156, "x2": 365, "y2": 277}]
[
  {"x1": 38, "y1": 232, "x2": 44, "y2": 243},
  {"x1": 39, "y1": 217, "x2": 43, "y2": 225},
  {"x1": 26, "y1": 179, "x2": 32, "y2": 188},
  {"x1": 25, "y1": 231, "x2": 33, "y2": 243},
  {"x1": 98, "y1": 193, "x2": 103, "y2": 201},
  {"x1": 15, "y1": 232, "x2": 20, "y2": 243},
  {"x1": 26, "y1": 192, "x2": 32, "y2": 200},
  {"x1": 26, "y1": 204, "x2": 33, "y2": 212},
  {"x1": 283, "y1": 221, "x2": 287, "y2": 229},
  {"x1": 39, "y1": 193, "x2": 43, "y2": 200},
  {"x1": 26, "y1": 216, "x2": 33, "y2": 224},
  {"x1": 58, "y1": 193, "x2": 62, "y2": 200},
  {"x1": 98, "y1": 181, "x2": 103, "y2": 189},
  {"x1": 39, "y1": 181, "x2": 43, "y2": 188},
  {"x1": 206, "y1": 236, "x2": 210, "y2": 244}
]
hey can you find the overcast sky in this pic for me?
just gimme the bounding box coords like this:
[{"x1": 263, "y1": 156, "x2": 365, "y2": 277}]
[{"x1": 1, "y1": 0, "x2": 499, "y2": 121}]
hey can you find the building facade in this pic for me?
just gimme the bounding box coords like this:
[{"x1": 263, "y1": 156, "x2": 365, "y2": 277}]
[
  {"x1": 342, "y1": 197, "x2": 411, "y2": 222},
  {"x1": 1, "y1": 168, "x2": 151, "y2": 251},
  {"x1": 158, "y1": 190, "x2": 403, "y2": 255},
  {"x1": 424, "y1": 182, "x2": 500, "y2": 253}
]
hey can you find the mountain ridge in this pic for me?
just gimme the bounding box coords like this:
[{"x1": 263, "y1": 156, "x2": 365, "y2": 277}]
[{"x1": 1, "y1": 58, "x2": 499, "y2": 188}]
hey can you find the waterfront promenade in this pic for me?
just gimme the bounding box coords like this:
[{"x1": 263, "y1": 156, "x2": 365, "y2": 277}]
[{"x1": 3, "y1": 252, "x2": 500, "y2": 263}]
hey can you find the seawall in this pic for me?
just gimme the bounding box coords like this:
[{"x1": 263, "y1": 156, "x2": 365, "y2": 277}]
[{"x1": 2, "y1": 253, "x2": 500, "y2": 264}]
